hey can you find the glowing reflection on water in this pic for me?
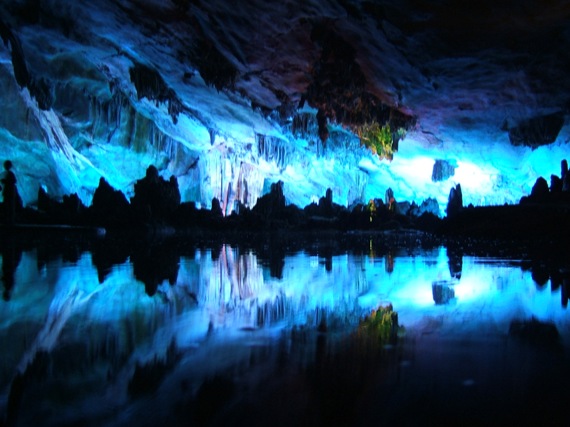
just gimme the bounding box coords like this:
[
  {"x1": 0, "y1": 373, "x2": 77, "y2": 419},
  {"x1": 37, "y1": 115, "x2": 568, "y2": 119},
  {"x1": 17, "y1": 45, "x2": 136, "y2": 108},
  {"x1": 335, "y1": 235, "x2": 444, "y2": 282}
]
[{"x1": 1, "y1": 241, "x2": 569, "y2": 425}]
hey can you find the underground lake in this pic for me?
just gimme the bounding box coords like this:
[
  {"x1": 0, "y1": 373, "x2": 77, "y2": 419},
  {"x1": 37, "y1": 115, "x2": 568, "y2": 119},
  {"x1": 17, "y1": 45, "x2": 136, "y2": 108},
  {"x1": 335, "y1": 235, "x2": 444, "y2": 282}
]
[{"x1": 1, "y1": 231, "x2": 569, "y2": 426}]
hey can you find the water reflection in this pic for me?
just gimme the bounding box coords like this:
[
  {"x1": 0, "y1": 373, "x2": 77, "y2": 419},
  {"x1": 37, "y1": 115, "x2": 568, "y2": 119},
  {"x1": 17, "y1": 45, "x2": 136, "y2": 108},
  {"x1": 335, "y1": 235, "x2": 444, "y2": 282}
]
[
  {"x1": 0, "y1": 236, "x2": 22, "y2": 301},
  {"x1": 1, "y1": 234, "x2": 570, "y2": 425}
]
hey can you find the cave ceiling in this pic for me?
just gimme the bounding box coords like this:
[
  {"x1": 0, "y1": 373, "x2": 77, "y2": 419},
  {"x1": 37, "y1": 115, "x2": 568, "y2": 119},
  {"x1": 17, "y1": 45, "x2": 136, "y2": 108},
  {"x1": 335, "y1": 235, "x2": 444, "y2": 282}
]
[{"x1": 3, "y1": 0, "x2": 569, "y2": 139}]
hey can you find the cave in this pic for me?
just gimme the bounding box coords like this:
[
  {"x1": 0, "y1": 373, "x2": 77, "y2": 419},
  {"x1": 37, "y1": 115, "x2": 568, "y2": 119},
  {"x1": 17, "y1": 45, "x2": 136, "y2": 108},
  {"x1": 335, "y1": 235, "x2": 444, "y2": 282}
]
[
  {"x1": 0, "y1": 0, "x2": 569, "y2": 216},
  {"x1": 1, "y1": 1, "x2": 570, "y2": 425}
]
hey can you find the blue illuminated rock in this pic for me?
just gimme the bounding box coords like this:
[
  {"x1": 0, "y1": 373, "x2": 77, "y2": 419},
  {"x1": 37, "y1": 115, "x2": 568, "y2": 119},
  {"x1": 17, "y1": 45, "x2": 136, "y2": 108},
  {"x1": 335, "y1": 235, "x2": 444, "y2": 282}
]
[
  {"x1": 432, "y1": 280, "x2": 456, "y2": 305},
  {"x1": 0, "y1": 0, "x2": 569, "y2": 218},
  {"x1": 432, "y1": 159, "x2": 456, "y2": 182}
]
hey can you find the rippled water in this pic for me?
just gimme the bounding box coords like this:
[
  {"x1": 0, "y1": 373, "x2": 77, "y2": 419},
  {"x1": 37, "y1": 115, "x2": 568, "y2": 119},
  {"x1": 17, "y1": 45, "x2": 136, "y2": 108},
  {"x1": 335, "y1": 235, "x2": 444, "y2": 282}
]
[{"x1": 1, "y1": 233, "x2": 569, "y2": 426}]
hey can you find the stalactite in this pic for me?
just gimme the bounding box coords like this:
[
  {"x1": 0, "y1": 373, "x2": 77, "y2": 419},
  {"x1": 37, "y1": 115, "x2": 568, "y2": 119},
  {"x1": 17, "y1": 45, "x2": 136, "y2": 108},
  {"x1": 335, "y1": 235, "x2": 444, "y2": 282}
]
[
  {"x1": 88, "y1": 91, "x2": 182, "y2": 162},
  {"x1": 290, "y1": 112, "x2": 320, "y2": 139},
  {"x1": 89, "y1": 92, "x2": 131, "y2": 142},
  {"x1": 22, "y1": 88, "x2": 81, "y2": 164},
  {"x1": 129, "y1": 62, "x2": 182, "y2": 124},
  {"x1": 256, "y1": 133, "x2": 288, "y2": 169},
  {"x1": 0, "y1": 20, "x2": 31, "y2": 89},
  {"x1": 148, "y1": 122, "x2": 178, "y2": 159}
]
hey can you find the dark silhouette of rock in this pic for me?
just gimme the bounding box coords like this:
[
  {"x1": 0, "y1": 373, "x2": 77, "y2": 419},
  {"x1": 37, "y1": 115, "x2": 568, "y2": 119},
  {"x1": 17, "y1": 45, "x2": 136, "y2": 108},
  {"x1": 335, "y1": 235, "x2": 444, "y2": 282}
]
[
  {"x1": 131, "y1": 165, "x2": 181, "y2": 225},
  {"x1": 529, "y1": 176, "x2": 549, "y2": 200},
  {"x1": 304, "y1": 188, "x2": 344, "y2": 221},
  {"x1": 36, "y1": 187, "x2": 86, "y2": 224},
  {"x1": 90, "y1": 177, "x2": 131, "y2": 227},
  {"x1": 562, "y1": 159, "x2": 570, "y2": 192},
  {"x1": 446, "y1": 184, "x2": 462, "y2": 218},
  {"x1": 320, "y1": 188, "x2": 333, "y2": 215},
  {"x1": 63, "y1": 192, "x2": 85, "y2": 213},
  {"x1": 345, "y1": 203, "x2": 369, "y2": 229},
  {"x1": 551, "y1": 174, "x2": 563, "y2": 193},
  {"x1": 432, "y1": 159, "x2": 456, "y2": 182},
  {"x1": 385, "y1": 188, "x2": 396, "y2": 213},
  {"x1": 37, "y1": 185, "x2": 57, "y2": 214},
  {"x1": 211, "y1": 197, "x2": 223, "y2": 218},
  {"x1": 1, "y1": 160, "x2": 22, "y2": 224},
  {"x1": 397, "y1": 201, "x2": 411, "y2": 216},
  {"x1": 252, "y1": 180, "x2": 286, "y2": 220},
  {"x1": 414, "y1": 211, "x2": 442, "y2": 233},
  {"x1": 409, "y1": 197, "x2": 440, "y2": 217}
]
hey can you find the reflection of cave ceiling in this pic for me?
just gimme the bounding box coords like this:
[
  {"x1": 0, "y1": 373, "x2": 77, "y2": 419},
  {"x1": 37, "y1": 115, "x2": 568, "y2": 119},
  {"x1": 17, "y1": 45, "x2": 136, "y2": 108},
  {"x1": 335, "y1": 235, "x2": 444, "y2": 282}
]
[{"x1": 1, "y1": 0, "x2": 570, "y2": 210}]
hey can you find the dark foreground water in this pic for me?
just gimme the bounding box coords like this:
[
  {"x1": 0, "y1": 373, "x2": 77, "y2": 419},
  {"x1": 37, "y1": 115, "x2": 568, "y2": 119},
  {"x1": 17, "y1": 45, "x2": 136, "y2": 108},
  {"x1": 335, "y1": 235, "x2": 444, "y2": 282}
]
[{"x1": 1, "y1": 231, "x2": 569, "y2": 426}]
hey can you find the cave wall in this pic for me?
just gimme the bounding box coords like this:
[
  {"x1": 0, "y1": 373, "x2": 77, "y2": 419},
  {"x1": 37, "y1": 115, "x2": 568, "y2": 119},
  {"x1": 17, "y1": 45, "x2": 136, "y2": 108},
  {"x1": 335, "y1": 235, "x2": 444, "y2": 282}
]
[{"x1": 1, "y1": 0, "x2": 569, "y2": 215}]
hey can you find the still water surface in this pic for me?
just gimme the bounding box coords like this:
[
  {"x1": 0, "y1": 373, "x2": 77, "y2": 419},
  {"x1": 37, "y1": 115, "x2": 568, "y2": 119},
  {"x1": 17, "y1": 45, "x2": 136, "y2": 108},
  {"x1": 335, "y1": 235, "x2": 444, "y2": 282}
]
[{"x1": 1, "y1": 234, "x2": 569, "y2": 426}]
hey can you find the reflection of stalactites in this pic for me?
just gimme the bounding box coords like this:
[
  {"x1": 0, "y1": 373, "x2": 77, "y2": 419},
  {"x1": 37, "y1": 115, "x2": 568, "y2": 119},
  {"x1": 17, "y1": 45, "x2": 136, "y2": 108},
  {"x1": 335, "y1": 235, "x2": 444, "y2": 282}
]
[
  {"x1": 207, "y1": 246, "x2": 266, "y2": 313},
  {"x1": 256, "y1": 293, "x2": 290, "y2": 327},
  {"x1": 368, "y1": 239, "x2": 375, "y2": 259},
  {"x1": 222, "y1": 245, "x2": 237, "y2": 300},
  {"x1": 325, "y1": 255, "x2": 332, "y2": 272},
  {"x1": 1, "y1": 238, "x2": 23, "y2": 301},
  {"x1": 319, "y1": 247, "x2": 333, "y2": 273},
  {"x1": 446, "y1": 245, "x2": 463, "y2": 280},
  {"x1": 553, "y1": 270, "x2": 570, "y2": 308},
  {"x1": 235, "y1": 163, "x2": 253, "y2": 208},
  {"x1": 562, "y1": 276, "x2": 570, "y2": 308},
  {"x1": 222, "y1": 245, "x2": 260, "y2": 301},
  {"x1": 432, "y1": 280, "x2": 456, "y2": 305},
  {"x1": 236, "y1": 252, "x2": 253, "y2": 300},
  {"x1": 385, "y1": 251, "x2": 394, "y2": 274},
  {"x1": 16, "y1": 287, "x2": 100, "y2": 374},
  {"x1": 355, "y1": 261, "x2": 369, "y2": 294},
  {"x1": 531, "y1": 261, "x2": 549, "y2": 288}
]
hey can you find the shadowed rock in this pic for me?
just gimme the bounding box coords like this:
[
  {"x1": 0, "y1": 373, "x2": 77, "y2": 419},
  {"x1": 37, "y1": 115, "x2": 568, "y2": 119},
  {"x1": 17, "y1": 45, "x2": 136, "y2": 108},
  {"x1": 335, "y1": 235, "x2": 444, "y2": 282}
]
[
  {"x1": 432, "y1": 159, "x2": 456, "y2": 182},
  {"x1": 508, "y1": 112, "x2": 564, "y2": 148}
]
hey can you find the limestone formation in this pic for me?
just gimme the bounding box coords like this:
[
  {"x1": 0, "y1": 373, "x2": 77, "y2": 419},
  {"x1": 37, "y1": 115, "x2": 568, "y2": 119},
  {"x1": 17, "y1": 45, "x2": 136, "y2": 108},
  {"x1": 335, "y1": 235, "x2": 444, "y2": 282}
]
[{"x1": 446, "y1": 184, "x2": 463, "y2": 218}]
